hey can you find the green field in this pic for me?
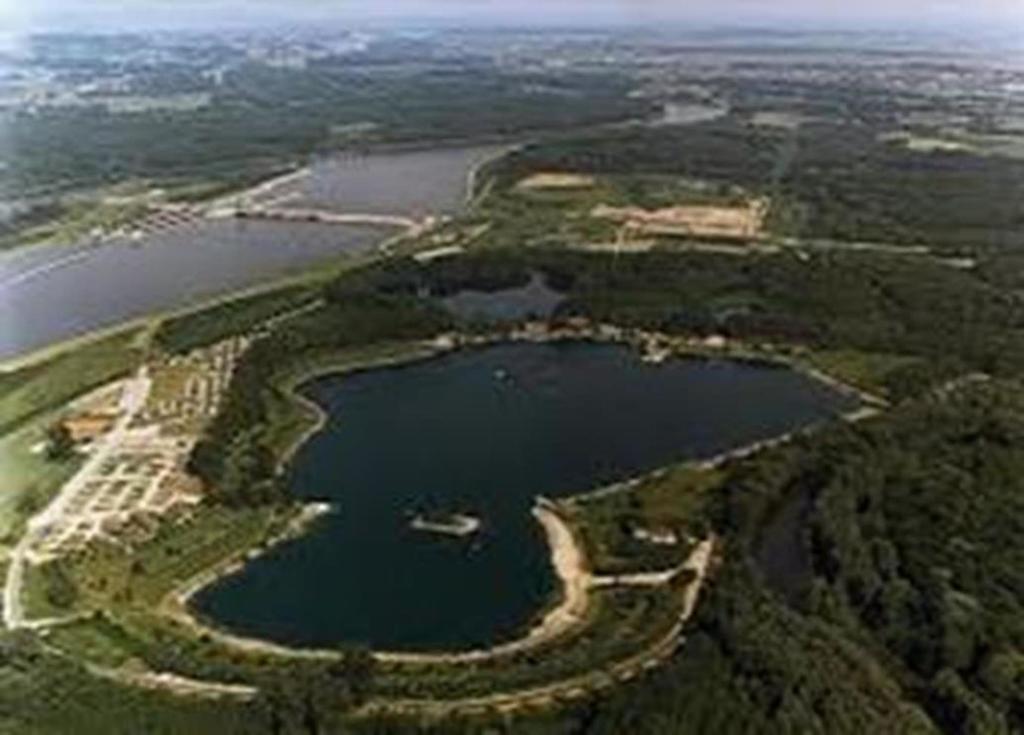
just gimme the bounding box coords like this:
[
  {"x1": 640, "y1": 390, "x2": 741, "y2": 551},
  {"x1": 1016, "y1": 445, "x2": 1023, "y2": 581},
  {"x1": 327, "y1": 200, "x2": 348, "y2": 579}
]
[
  {"x1": 0, "y1": 329, "x2": 146, "y2": 436},
  {"x1": 0, "y1": 412, "x2": 82, "y2": 545},
  {"x1": 803, "y1": 349, "x2": 923, "y2": 401},
  {"x1": 567, "y1": 465, "x2": 722, "y2": 575}
]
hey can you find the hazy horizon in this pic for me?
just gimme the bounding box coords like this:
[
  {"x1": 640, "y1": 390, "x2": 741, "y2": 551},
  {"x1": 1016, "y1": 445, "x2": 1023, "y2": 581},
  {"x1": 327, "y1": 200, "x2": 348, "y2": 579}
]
[{"x1": 6, "y1": 0, "x2": 1024, "y2": 35}]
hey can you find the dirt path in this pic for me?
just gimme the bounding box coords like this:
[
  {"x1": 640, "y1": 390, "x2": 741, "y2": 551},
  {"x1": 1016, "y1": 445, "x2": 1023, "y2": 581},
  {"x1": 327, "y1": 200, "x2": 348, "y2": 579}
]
[
  {"x1": 38, "y1": 634, "x2": 258, "y2": 701},
  {"x1": 360, "y1": 536, "x2": 717, "y2": 718},
  {"x1": 91, "y1": 667, "x2": 257, "y2": 700}
]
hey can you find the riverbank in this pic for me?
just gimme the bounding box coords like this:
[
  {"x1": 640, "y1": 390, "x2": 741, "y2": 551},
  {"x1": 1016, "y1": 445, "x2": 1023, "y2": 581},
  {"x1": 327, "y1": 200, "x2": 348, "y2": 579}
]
[
  {"x1": 0, "y1": 245, "x2": 387, "y2": 373},
  {"x1": 465, "y1": 144, "x2": 521, "y2": 207}
]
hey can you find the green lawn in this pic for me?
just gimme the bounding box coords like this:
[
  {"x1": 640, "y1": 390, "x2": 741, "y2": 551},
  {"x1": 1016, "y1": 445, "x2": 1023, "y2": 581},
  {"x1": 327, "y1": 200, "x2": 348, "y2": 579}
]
[
  {"x1": 0, "y1": 328, "x2": 146, "y2": 436},
  {"x1": 44, "y1": 616, "x2": 139, "y2": 669},
  {"x1": 568, "y1": 464, "x2": 722, "y2": 575},
  {"x1": 0, "y1": 412, "x2": 82, "y2": 545},
  {"x1": 62, "y1": 505, "x2": 285, "y2": 613},
  {"x1": 803, "y1": 348, "x2": 922, "y2": 400},
  {"x1": 0, "y1": 199, "x2": 151, "y2": 251}
]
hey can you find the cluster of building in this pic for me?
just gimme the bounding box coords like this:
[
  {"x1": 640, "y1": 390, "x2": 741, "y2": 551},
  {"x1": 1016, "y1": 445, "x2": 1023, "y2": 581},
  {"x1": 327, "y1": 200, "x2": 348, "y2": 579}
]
[
  {"x1": 432, "y1": 318, "x2": 735, "y2": 365},
  {"x1": 137, "y1": 338, "x2": 248, "y2": 436},
  {"x1": 33, "y1": 338, "x2": 247, "y2": 561},
  {"x1": 32, "y1": 434, "x2": 202, "y2": 560}
]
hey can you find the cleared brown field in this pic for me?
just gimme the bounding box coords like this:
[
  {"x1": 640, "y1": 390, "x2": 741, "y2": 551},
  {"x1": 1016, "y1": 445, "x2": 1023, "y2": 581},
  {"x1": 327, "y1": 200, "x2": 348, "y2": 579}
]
[
  {"x1": 592, "y1": 198, "x2": 768, "y2": 241},
  {"x1": 517, "y1": 172, "x2": 597, "y2": 191}
]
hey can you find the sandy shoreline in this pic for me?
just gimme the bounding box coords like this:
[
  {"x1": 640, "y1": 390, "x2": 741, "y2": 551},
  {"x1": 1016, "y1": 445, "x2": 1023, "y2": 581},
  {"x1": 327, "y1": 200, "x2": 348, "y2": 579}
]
[
  {"x1": 360, "y1": 535, "x2": 717, "y2": 717},
  {"x1": 377, "y1": 499, "x2": 591, "y2": 664},
  {"x1": 160, "y1": 328, "x2": 871, "y2": 664},
  {"x1": 164, "y1": 501, "x2": 334, "y2": 650},
  {"x1": 17, "y1": 322, "x2": 880, "y2": 687},
  {"x1": 161, "y1": 497, "x2": 595, "y2": 665}
]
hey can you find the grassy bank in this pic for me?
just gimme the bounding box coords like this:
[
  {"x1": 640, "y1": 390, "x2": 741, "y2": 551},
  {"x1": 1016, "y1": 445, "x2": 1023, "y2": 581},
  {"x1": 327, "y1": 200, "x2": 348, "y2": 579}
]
[
  {"x1": 0, "y1": 329, "x2": 146, "y2": 436},
  {"x1": 565, "y1": 464, "x2": 722, "y2": 576},
  {"x1": 0, "y1": 411, "x2": 83, "y2": 545}
]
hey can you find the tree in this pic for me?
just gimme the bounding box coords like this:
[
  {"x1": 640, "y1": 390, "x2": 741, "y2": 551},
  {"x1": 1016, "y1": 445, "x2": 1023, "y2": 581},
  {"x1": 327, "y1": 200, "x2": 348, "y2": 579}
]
[{"x1": 44, "y1": 422, "x2": 75, "y2": 461}]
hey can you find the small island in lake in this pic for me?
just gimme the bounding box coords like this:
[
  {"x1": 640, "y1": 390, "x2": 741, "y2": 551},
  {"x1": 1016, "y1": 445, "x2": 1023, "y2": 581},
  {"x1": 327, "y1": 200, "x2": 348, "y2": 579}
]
[{"x1": 410, "y1": 512, "x2": 482, "y2": 538}]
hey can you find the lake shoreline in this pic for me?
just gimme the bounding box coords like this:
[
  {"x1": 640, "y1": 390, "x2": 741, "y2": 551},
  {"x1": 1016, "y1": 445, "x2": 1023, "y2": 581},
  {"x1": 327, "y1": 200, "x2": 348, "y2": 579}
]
[
  {"x1": 161, "y1": 496, "x2": 593, "y2": 666},
  {"x1": 165, "y1": 329, "x2": 862, "y2": 660}
]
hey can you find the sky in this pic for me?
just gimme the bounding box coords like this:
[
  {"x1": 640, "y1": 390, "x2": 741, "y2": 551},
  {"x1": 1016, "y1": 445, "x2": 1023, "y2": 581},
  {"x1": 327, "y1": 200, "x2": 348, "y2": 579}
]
[{"x1": 5, "y1": 0, "x2": 1024, "y2": 33}]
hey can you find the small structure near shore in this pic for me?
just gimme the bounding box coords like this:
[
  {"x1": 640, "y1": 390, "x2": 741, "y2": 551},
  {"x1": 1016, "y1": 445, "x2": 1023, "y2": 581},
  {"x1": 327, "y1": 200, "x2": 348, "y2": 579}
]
[
  {"x1": 60, "y1": 412, "x2": 119, "y2": 444},
  {"x1": 641, "y1": 338, "x2": 672, "y2": 364},
  {"x1": 410, "y1": 512, "x2": 481, "y2": 538},
  {"x1": 632, "y1": 526, "x2": 680, "y2": 546}
]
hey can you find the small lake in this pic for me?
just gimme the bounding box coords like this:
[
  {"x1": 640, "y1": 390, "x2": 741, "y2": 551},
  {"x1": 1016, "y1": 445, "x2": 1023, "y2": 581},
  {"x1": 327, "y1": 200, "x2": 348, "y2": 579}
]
[
  {"x1": 442, "y1": 273, "x2": 564, "y2": 323},
  {"x1": 0, "y1": 145, "x2": 499, "y2": 361},
  {"x1": 193, "y1": 341, "x2": 856, "y2": 651}
]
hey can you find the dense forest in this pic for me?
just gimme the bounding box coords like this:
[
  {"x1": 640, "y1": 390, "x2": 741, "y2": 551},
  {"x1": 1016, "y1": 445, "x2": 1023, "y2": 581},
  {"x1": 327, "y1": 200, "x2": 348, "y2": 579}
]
[
  {"x1": 484, "y1": 116, "x2": 1024, "y2": 253},
  {"x1": 11, "y1": 380, "x2": 1024, "y2": 734},
  {"x1": 5, "y1": 60, "x2": 649, "y2": 201},
  {"x1": 583, "y1": 379, "x2": 1024, "y2": 734},
  {"x1": 781, "y1": 122, "x2": 1024, "y2": 252},
  {"x1": 350, "y1": 248, "x2": 1024, "y2": 399},
  {"x1": 486, "y1": 119, "x2": 787, "y2": 192}
]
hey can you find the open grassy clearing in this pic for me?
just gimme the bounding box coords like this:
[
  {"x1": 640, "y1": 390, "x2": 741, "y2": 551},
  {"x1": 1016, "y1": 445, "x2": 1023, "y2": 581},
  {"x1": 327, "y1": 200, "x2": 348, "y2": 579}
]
[
  {"x1": 479, "y1": 171, "x2": 760, "y2": 250},
  {"x1": 566, "y1": 465, "x2": 722, "y2": 576},
  {"x1": 0, "y1": 412, "x2": 83, "y2": 546},
  {"x1": 33, "y1": 505, "x2": 284, "y2": 617},
  {"x1": 0, "y1": 329, "x2": 146, "y2": 436},
  {"x1": 802, "y1": 349, "x2": 923, "y2": 402}
]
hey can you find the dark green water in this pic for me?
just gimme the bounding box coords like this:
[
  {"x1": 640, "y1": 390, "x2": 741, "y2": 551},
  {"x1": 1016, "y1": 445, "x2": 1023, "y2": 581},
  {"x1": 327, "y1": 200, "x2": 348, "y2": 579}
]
[{"x1": 193, "y1": 342, "x2": 855, "y2": 651}]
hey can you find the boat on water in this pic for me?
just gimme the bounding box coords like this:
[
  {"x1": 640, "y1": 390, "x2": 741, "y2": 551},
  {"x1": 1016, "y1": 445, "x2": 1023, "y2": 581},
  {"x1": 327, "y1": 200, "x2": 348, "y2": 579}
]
[{"x1": 410, "y1": 512, "x2": 482, "y2": 538}]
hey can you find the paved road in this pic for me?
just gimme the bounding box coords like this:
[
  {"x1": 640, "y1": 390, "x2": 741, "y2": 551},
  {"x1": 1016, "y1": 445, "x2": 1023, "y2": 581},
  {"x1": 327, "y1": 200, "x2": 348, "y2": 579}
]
[{"x1": 3, "y1": 366, "x2": 151, "y2": 629}]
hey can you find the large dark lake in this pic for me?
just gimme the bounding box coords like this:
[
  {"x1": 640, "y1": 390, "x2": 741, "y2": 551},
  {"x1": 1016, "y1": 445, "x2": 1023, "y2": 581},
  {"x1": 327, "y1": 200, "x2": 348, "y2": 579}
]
[{"x1": 193, "y1": 341, "x2": 855, "y2": 651}]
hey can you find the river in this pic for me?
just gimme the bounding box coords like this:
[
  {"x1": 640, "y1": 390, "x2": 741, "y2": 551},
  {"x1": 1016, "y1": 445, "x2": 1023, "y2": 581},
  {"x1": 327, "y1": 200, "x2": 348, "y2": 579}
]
[{"x1": 0, "y1": 145, "x2": 502, "y2": 361}]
